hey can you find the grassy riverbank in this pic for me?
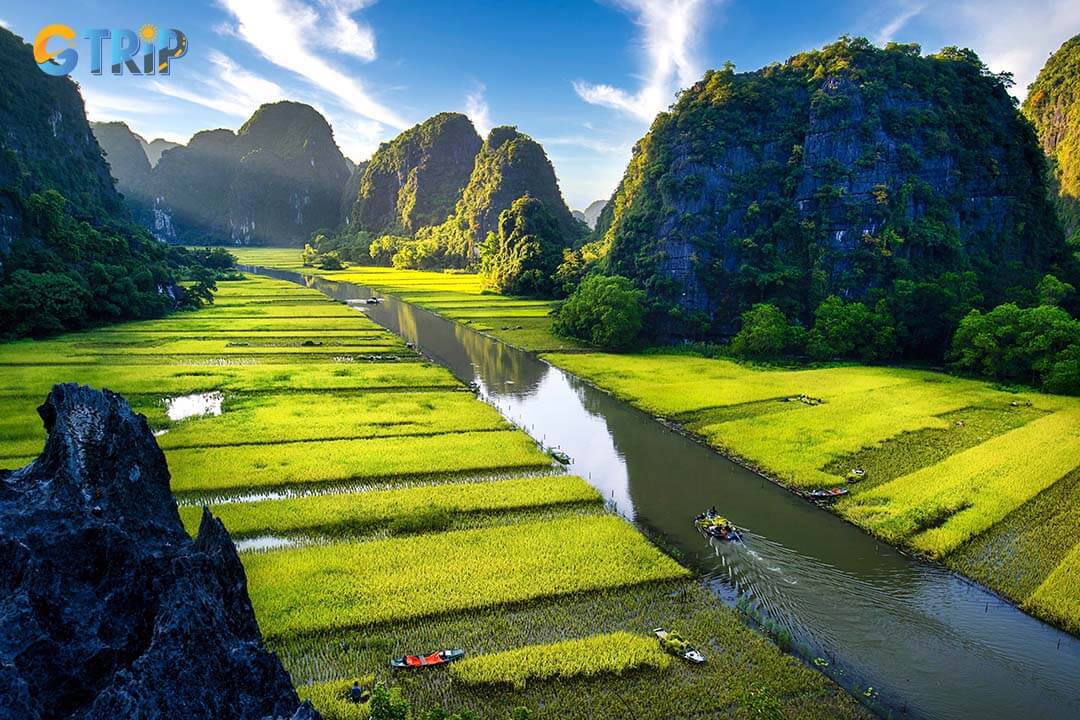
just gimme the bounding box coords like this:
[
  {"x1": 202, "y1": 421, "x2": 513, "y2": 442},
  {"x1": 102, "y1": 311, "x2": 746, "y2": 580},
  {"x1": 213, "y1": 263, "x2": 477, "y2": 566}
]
[
  {"x1": 0, "y1": 275, "x2": 866, "y2": 719},
  {"x1": 226, "y1": 249, "x2": 1080, "y2": 638}
]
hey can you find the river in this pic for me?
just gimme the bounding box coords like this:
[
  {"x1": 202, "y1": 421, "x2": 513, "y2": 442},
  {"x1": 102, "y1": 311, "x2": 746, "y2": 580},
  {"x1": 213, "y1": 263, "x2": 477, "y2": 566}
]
[{"x1": 246, "y1": 266, "x2": 1080, "y2": 720}]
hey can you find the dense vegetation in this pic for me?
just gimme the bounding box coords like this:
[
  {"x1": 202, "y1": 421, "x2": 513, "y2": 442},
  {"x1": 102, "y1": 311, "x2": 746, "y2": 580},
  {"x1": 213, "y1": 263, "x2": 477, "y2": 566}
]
[
  {"x1": 1024, "y1": 33, "x2": 1080, "y2": 239},
  {"x1": 0, "y1": 27, "x2": 230, "y2": 339},
  {"x1": 478, "y1": 195, "x2": 571, "y2": 295},
  {"x1": 0, "y1": 275, "x2": 867, "y2": 719},
  {"x1": 348, "y1": 113, "x2": 481, "y2": 236},
  {"x1": 577, "y1": 37, "x2": 1072, "y2": 360},
  {"x1": 90, "y1": 121, "x2": 152, "y2": 202}
]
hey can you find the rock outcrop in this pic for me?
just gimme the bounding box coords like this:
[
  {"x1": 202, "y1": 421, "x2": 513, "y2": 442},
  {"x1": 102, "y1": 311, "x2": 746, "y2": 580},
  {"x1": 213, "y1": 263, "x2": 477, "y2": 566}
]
[
  {"x1": 348, "y1": 112, "x2": 482, "y2": 236},
  {"x1": 1024, "y1": 33, "x2": 1080, "y2": 239},
  {"x1": 90, "y1": 121, "x2": 152, "y2": 203},
  {"x1": 149, "y1": 102, "x2": 350, "y2": 245},
  {"x1": 594, "y1": 37, "x2": 1067, "y2": 326},
  {"x1": 422, "y1": 126, "x2": 584, "y2": 261},
  {"x1": 0, "y1": 384, "x2": 317, "y2": 720}
]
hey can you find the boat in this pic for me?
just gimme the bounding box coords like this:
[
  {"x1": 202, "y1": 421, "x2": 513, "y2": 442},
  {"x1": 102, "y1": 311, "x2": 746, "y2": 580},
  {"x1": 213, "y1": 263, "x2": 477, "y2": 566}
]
[
  {"x1": 693, "y1": 509, "x2": 741, "y2": 541},
  {"x1": 549, "y1": 448, "x2": 572, "y2": 465},
  {"x1": 365, "y1": 297, "x2": 382, "y2": 305},
  {"x1": 390, "y1": 649, "x2": 465, "y2": 669},
  {"x1": 806, "y1": 487, "x2": 849, "y2": 500},
  {"x1": 654, "y1": 628, "x2": 705, "y2": 663}
]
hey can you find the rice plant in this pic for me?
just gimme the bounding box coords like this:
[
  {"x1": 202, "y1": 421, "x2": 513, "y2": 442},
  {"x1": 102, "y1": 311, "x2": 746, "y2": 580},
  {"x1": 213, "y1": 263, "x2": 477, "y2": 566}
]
[{"x1": 448, "y1": 632, "x2": 670, "y2": 690}]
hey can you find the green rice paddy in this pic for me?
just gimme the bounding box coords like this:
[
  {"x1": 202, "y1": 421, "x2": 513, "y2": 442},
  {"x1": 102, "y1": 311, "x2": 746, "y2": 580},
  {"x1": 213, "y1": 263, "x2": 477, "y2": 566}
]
[
  {"x1": 228, "y1": 250, "x2": 1080, "y2": 639},
  {"x1": 0, "y1": 274, "x2": 865, "y2": 719}
]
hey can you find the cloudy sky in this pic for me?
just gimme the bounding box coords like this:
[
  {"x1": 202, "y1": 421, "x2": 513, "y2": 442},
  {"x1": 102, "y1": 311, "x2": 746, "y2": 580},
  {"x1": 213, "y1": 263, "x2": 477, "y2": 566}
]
[{"x1": 3, "y1": 0, "x2": 1078, "y2": 208}]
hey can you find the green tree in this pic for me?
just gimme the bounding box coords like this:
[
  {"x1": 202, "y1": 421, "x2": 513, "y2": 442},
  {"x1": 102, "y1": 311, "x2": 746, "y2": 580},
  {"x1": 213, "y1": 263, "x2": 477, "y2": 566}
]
[
  {"x1": 0, "y1": 270, "x2": 91, "y2": 337},
  {"x1": 479, "y1": 195, "x2": 569, "y2": 296},
  {"x1": 1037, "y1": 273, "x2": 1075, "y2": 306},
  {"x1": 553, "y1": 274, "x2": 646, "y2": 350},
  {"x1": 807, "y1": 296, "x2": 897, "y2": 361},
  {"x1": 730, "y1": 303, "x2": 805, "y2": 358}
]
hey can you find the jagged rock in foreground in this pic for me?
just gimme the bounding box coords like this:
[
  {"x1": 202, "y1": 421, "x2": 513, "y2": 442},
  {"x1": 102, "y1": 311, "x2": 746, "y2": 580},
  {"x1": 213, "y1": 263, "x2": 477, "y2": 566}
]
[{"x1": 0, "y1": 384, "x2": 318, "y2": 720}]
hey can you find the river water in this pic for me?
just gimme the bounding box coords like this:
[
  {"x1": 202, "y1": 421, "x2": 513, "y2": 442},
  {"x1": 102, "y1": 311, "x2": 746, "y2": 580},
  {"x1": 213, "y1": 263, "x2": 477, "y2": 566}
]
[{"x1": 248, "y1": 267, "x2": 1080, "y2": 720}]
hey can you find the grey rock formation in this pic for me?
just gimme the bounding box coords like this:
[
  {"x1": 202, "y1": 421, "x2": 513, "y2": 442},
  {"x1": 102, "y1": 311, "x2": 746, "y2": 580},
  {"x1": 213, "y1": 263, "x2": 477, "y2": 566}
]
[{"x1": 0, "y1": 384, "x2": 317, "y2": 720}]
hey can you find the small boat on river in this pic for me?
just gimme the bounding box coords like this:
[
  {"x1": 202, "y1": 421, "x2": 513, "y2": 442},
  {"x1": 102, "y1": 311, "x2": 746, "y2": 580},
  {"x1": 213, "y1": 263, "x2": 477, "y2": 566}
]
[
  {"x1": 654, "y1": 628, "x2": 706, "y2": 663},
  {"x1": 806, "y1": 487, "x2": 849, "y2": 501},
  {"x1": 549, "y1": 448, "x2": 572, "y2": 465},
  {"x1": 693, "y1": 508, "x2": 741, "y2": 541},
  {"x1": 390, "y1": 649, "x2": 465, "y2": 669}
]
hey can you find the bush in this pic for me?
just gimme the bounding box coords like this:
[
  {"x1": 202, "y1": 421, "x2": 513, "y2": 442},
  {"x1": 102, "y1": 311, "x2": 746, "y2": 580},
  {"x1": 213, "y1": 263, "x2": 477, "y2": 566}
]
[
  {"x1": 369, "y1": 235, "x2": 411, "y2": 266},
  {"x1": 949, "y1": 303, "x2": 1080, "y2": 391},
  {"x1": 553, "y1": 274, "x2": 646, "y2": 350},
  {"x1": 807, "y1": 296, "x2": 896, "y2": 361},
  {"x1": 730, "y1": 304, "x2": 804, "y2": 358}
]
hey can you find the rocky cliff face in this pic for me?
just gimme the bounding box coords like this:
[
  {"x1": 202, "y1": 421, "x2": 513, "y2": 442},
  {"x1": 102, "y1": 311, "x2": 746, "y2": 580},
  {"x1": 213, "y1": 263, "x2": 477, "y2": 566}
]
[
  {"x1": 0, "y1": 384, "x2": 318, "y2": 720},
  {"x1": 349, "y1": 112, "x2": 482, "y2": 236},
  {"x1": 1024, "y1": 33, "x2": 1080, "y2": 238},
  {"x1": 0, "y1": 27, "x2": 123, "y2": 254},
  {"x1": 142, "y1": 138, "x2": 181, "y2": 167},
  {"x1": 423, "y1": 126, "x2": 584, "y2": 260},
  {"x1": 595, "y1": 38, "x2": 1067, "y2": 325},
  {"x1": 150, "y1": 102, "x2": 350, "y2": 246},
  {"x1": 90, "y1": 121, "x2": 152, "y2": 203}
]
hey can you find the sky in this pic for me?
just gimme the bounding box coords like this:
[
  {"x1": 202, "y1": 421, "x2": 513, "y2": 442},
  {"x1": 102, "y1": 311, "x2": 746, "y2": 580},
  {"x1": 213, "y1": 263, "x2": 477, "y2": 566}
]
[{"x1": 2, "y1": 1, "x2": 1078, "y2": 209}]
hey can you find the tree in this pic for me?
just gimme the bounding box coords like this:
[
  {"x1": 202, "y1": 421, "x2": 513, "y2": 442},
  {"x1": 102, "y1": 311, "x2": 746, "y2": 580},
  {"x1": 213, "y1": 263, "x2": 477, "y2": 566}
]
[
  {"x1": 319, "y1": 251, "x2": 344, "y2": 270},
  {"x1": 369, "y1": 683, "x2": 409, "y2": 720},
  {"x1": 0, "y1": 270, "x2": 91, "y2": 337},
  {"x1": 1037, "y1": 273, "x2": 1075, "y2": 307},
  {"x1": 807, "y1": 296, "x2": 897, "y2": 361},
  {"x1": 553, "y1": 274, "x2": 646, "y2": 350},
  {"x1": 730, "y1": 303, "x2": 804, "y2": 358},
  {"x1": 479, "y1": 195, "x2": 569, "y2": 296}
]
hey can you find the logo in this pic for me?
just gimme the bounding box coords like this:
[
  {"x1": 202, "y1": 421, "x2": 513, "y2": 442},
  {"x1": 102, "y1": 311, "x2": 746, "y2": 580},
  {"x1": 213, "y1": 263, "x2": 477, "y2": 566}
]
[{"x1": 34, "y1": 24, "x2": 188, "y2": 77}]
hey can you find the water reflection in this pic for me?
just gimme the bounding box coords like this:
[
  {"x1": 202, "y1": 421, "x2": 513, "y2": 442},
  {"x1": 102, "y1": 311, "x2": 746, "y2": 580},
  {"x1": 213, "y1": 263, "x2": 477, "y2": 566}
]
[{"x1": 244, "y1": 266, "x2": 1080, "y2": 720}]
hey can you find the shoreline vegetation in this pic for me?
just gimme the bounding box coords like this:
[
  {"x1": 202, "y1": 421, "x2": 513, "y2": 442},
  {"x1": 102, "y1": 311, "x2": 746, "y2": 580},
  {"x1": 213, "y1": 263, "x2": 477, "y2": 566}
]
[
  {"x1": 0, "y1": 273, "x2": 867, "y2": 720},
  {"x1": 229, "y1": 247, "x2": 1080, "y2": 640}
]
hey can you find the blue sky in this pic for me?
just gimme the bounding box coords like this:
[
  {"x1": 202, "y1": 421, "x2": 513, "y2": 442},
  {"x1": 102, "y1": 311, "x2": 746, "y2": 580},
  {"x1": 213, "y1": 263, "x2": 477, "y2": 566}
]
[{"x1": 2, "y1": 1, "x2": 1078, "y2": 208}]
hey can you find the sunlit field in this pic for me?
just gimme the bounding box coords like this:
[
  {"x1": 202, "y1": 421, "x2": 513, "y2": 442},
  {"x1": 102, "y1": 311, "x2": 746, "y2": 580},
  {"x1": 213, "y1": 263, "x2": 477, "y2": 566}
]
[
  {"x1": 231, "y1": 251, "x2": 1080, "y2": 639},
  {"x1": 0, "y1": 274, "x2": 865, "y2": 719}
]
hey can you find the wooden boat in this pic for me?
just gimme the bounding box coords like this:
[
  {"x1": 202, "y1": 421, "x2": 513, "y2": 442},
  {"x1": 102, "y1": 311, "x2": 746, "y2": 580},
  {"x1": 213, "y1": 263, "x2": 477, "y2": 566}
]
[
  {"x1": 654, "y1": 628, "x2": 705, "y2": 663},
  {"x1": 390, "y1": 649, "x2": 465, "y2": 669},
  {"x1": 549, "y1": 449, "x2": 572, "y2": 465},
  {"x1": 693, "y1": 510, "x2": 741, "y2": 541},
  {"x1": 365, "y1": 297, "x2": 382, "y2": 305},
  {"x1": 806, "y1": 487, "x2": 849, "y2": 500}
]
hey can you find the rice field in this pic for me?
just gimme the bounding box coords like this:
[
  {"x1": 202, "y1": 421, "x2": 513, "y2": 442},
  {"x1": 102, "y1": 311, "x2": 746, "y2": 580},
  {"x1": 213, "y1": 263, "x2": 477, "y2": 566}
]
[
  {"x1": 548, "y1": 351, "x2": 1080, "y2": 635},
  {"x1": 0, "y1": 273, "x2": 865, "y2": 719},
  {"x1": 230, "y1": 247, "x2": 581, "y2": 352},
  {"x1": 448, "y1": 632, "x2": 671, "y2": 689}
]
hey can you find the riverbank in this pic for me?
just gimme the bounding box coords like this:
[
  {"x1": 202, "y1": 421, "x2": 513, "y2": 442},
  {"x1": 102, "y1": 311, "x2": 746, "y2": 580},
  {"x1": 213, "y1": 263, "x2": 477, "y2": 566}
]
[
  {"x1": 227, "y1": 249, "x2": 1080, "y2": 639},
  {"x1": 0, "y1": 274, "x2": 867, "y2": 720}
]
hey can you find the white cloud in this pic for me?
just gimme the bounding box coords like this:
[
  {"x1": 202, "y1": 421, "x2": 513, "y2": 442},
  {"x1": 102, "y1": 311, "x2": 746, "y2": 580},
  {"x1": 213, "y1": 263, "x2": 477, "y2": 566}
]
[
  {"x1": 464, "y1": 83, "x2": 492, "y2": 135},
  {"x1": 573, "y1": 0, "x2": 718, "y2": 122},
  {"x1": 874, "y1": 2, "x2": 925, "y2": 44},
  {"x1": 218, "y1": 0, "x2": 408, "y2": 130},
  {"x1": 149, "y1": 50, "x2": 286, "y2": 118},
  {"x1": 540, "y1": 135, "x2": 624, "y2": 154},
  {"x1": 923, "y1": 1, "x2": 1080, "y2": 101},
  {"x1": 80, "y1": 87, "x2": 164, "y2": 120}
]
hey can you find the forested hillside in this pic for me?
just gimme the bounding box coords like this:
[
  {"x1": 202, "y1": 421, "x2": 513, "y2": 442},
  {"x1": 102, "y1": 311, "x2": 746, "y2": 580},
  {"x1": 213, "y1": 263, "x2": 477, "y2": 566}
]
[{"x1": 0, "y1": 27, "x2": 226, "y2": 339}]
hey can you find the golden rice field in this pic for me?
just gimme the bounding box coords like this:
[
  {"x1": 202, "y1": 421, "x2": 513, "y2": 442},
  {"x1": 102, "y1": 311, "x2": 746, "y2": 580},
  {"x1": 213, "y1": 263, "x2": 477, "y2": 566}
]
[
  {"x1": 227, "y1": 250, "x2": 1080, "y2": 640},
  {"x1": 548, "y1": 352, "x2": 1080, "y2": 636},
  {"x1": 0, "y1": 274, "x2": 866, "y2": 719},
  {"x1": 230, "y1": 247, "x2": 579, "y2": 352}
]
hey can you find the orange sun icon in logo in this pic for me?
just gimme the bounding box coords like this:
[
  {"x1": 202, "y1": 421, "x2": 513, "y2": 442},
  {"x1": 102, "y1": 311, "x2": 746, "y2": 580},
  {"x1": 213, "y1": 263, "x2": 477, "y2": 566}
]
[{"x1": 139, "y1": 24, "x2": 158, "y2": 43}]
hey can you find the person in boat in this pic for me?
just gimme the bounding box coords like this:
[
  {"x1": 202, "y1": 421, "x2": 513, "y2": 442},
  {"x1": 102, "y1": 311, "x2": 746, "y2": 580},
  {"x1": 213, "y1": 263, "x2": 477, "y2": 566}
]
[
  {"x1": 350, "y1": 681, "x2": 364, "y2": 703},
  {"x1": 708, "y1": 506, "x2": 717, "y2": 518}
]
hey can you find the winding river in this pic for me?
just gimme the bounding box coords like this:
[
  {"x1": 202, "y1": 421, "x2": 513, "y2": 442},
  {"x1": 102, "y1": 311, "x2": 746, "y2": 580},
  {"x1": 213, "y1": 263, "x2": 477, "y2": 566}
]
[{"x1": 247, "y1": 266, "x2": 1080, "y2": 720}]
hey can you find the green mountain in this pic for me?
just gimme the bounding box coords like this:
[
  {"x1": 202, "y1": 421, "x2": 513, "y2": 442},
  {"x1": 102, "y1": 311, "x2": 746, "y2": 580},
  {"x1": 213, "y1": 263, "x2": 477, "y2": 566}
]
[
  {"x1": 150, "y1": 101, "x2": 350, "y2": 245},
  {"x1": 593, "y1": 37, "x2": 1067, "y2": 335},
  {"x1": 1024, "y1": 33, "x2": 1080, "y2": 239},
  {"x1": 348, "y1": 112, "x2": 482, "y2": 236},
  {"x1": 90, "y1": 121, "x2": 152, "y2": 203},
  {"x1": 0, "y1": 27, "x2": 218, "y2": 338},
  {"x1": 422, "y1": 126, "x2": 584, "y2": 261}
]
